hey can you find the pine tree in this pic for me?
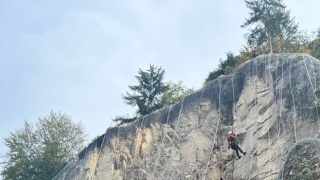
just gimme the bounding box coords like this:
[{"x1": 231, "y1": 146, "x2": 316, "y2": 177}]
[
  {"x1": 113, "y1": 65, "x2": 169, "y2": 125},
  {"x1": 241, "y1": 0, "x2": 298, "y2": 52}
]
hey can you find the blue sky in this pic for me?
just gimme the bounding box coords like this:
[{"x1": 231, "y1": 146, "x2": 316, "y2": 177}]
[{"x1": 0, "y1": 0, "x2": 319, "y2": 174}]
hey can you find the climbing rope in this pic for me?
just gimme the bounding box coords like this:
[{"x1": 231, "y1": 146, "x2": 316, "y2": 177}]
[
  {"x1": 275, "y1": 54, "x2": 281, "y2": 164},
  {"x1": 280, "y1": 53, "x2": 286, "y2": 180},
  {"x1": 178, "y1": 87, "x2": 206, "y2": 179},
  {"x1": 303, "y1": 54, "x2": 316, "y2": 91},
  {"x1": 309, "y1": 54, "x2": 318, "y2": 89},
  {"x1": 111, "y1": 125, "x2": 121, "y2": 179},
  {"x1": 248, "y1": 60, "x2": 254, "y2": 179},
  {"x1": 266, "y1": 54, "x2": 272, "y2": 175},
  {"x1": 303, "y1": 54, "x2": 320, "y2": 131},
  {"x1": 289, "y1": 57, "x2": 298, "y2": 142},
  {"x1": 255, "y1": 56, "x2": 260, "y2": 179},
  {"x1": 230, "y1": 126, "x2": 235, "y2": 180},
  {"x1": 151, "y1": 105, "x2": 172, "y2": 180},
  {"x1": 160, "y1": 97, "x2": 185, "y2": 179},
  {"x1": 276, "y1": 54, "x2": 281, "y2": 162},
  {"x1": 91, "y1": 131, "x2": 107, "y2": 180},
  {"x1": 202, "y1": 78, "x2": 222, "y2": 180},
  {"x1": 129, "y1": 116, "x2": 146, "y2": 178},
  {"x1": 230, "y1": 74, "x2": 236, "y2": 180},
  {"x1": 51, "y1": 162, "x2": 68, "y2": 180}
]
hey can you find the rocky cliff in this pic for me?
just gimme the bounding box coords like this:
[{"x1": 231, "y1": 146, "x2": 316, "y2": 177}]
[{"x1": 53, "y1": 53, "x2": 320, "y2": 180}]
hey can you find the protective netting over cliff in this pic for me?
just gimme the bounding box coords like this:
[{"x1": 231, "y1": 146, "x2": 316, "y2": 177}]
[
  {"x1": 53, "y1": 53, "x2": 320, "y2": 180},
  {"x1": 278, "y1": 139, "x2": 320, "y2": 180}
]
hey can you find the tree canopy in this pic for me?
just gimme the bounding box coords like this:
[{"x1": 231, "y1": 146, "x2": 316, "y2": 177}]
[
  {"x1": 160, "y1": 81, "x2": 194, "y2": 106},
  {"x1": 113, "y1": 65, "x2": 169, "y2": 124},
  {"x1": 113, "y1": 65, "x2": 193, "y2": 125},
  {"x1": 205, "y1": 52, "x2": 239, "y2": 84},
  {"x1": 204, "y1": 0, "x2": 320, "y2": 84},
  {"x1": 241, "y1": 0, "x2": 298, "y2": 52},
  {"x1": 124, "y1": 65, "x2": 169, "y2": 115},
  {"x1": 1, "y1": 111, "x2": 87, "y2": 180}
]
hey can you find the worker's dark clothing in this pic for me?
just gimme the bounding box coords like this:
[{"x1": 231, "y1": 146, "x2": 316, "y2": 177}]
[
  {"x1": 231, "y1": 144, "x2": 245, "y2": 158},
  {"x1": 228, "y1": 134, "x2": 246, "y2": 158},
  {"x1": 253, "y1": 51, "x2": 257, "y2": 58}
]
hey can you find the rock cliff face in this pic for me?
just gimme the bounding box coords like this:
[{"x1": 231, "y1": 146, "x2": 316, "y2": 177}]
[{"x1": 53, "y1": 54, "x2": 320, "y2": 180}]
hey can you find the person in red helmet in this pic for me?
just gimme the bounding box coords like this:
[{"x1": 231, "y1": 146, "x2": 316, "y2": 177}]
[
  {"x1": 228, "y1": 131, "x2": 246, "y2": 159},
  {"x1": 253, "y1": 46, "x2": 258, "y2": 58}
]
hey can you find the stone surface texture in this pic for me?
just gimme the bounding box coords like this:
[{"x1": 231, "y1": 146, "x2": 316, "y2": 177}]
[{"x1": 53, "y1": 54, "x2": 320, "y2": 180}]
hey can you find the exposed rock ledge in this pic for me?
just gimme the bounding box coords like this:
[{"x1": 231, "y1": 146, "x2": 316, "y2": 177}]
[{"x1": 53, "y1": 53, "x2": 320, "y2": 180}]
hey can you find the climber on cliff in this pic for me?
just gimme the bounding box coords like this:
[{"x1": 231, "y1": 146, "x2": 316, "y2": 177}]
[
  {"x1": 253, "y1": 46, "x2": 258, "y2": 58},
  {"x1": 228, "y1": 131, "x2": 246, "y2": 159}
]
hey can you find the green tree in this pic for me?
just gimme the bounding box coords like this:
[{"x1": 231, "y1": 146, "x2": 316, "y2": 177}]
[
  {"x1": 241, "y1": 0, "x2": 298, "y2": 52},
  {"x1": 1, "y1": 111, "x2": 87, "y2": 180},
  {"x1": 205, "y1": 52, "x2": 236, "y2": 84},
  {"x1": 113, "y1": 65, "x2": 169, "y2": 125},
  {"x1": 160, "y1": 81, "x2": 194, "y2": 106}
]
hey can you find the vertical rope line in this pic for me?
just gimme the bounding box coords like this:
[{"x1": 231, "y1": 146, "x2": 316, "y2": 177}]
[
  {"x1": 309, "y1": 54, "x2": 320, "y2": 133},
  {"x1": 309, "y1": 55, "x2": 320, "y2": 130},
  {"x1": 280, "y1": 53, "x2": 285, "y2": 180},
  {"x1": 231, "y1": 74, "x2": 236, "y2": 180},
  {"x1": 248, "y1": 60, "x2": 254, "y2": 180},
  {"x1": 160, "y1": 97, "x2": 185, "y2": 179},
  {"x1": 112, "y1": 125, "x2": 121, "y2": 179},
  {"x1": 241, "y1": 62, "x2": 252, "y2": 179},
  {"x1": 276, "y1": 54, "x2": 280, "y2": 154},
  {"x1": 51, "y1": 162, "x2": 68, "y2": 180},
  {"x1": 309, "y1": 55, "x2": 317, "y2": 89},
  {"x1": 179, "y1": 87, "x2": 206, "y2": 179},
  {"x1": 129, "y1": 116, "x2": 146, "y2": 178},
  {"x1": 303, "y1": 54, "x2": 315, "y2": 91},
  {"x1": 254, "y1": 56, "x2": 259, "y2": 178},
  {"x1": 232, "y1": 74, "x2": 236, "y2": 113},
  {"x1": 198, "y1": 87, "x2": 205, "y2": 128},
  {"x1": 164, "y1": 99, "x2": 185, "y2": 179},
  {"x1": 111, "y1": 124, "x2": 122, "y2": 179},
  {"x1": 303, "y1": 54, "x2": 320, "y2": 131},
  {"x1": 256, "y1": 56, "x2": 261, "y2": 180},
  {"x1": 265, "y1": 54, "x2": 272, "y2": 176},
  {"x1": 289, "y1": 58, "x2": 298, "y2": 142},
  {"x1": 151, "y1": 105, "x2": 172, "y2": 180},
  {"x1": 202, "y1": 77, "x2": 222, "y2": 180},
  {"x1": 275, "y1": 55, "x2": 280, "y2": 158},
  {"x1": 62, "y1": 167, "x2": 67, "y2": 180},
  {"x1": 91, "y1": 132, "x2": 107, "y2": 180},
  {"x1": 280, "y1": 54, "x2": 294, "y2": 180},
  {"x1": 268, "y1": 55, "x2": 280, "y2": 172}
]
